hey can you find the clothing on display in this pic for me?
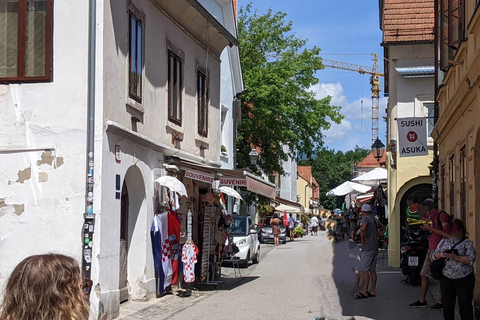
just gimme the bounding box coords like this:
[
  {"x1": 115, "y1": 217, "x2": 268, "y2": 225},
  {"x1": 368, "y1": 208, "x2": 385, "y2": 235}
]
[
  {"x1": 168, "y1": 212, "x2": 181, "y2": 284},
  {"x1": 151, "y1": 215, "x2": 165, "y2": 295},
  {"x1": 182, "y1": 241, "x2": 199, "y2": 283}
]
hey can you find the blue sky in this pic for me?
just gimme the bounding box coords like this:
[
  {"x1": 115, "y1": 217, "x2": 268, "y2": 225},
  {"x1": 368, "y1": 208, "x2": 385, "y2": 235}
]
[{"x1": 240, "y1": 0, "x2": 388, "y2": 152}]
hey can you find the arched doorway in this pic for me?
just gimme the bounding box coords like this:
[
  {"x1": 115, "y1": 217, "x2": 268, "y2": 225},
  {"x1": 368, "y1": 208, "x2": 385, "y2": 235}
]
[
  {"x1": 119, "y1": 166, "x2": 146, "y2": 303},
  {"x1": 398, "y1": 183, "x2": 432, "y2": 239},
  {"x1": 119, "y1": 180, "x2": 129, "y2": 303}
]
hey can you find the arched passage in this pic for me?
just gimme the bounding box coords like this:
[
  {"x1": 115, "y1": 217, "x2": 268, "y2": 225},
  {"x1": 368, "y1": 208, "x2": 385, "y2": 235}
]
[{"x1": 119, "y1": 165, "x2": 147, "y2": 302}]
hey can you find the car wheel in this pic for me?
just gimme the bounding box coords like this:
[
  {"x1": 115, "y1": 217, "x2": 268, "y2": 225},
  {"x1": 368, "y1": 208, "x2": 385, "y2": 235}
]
[
  {"x1": 240, "y1": 251, "x2": 249, "y2": 268},
  {"x1": 282, "y1": 238, "x2": 286, "y2": 244},
  {"x1": 252, "y1": 248, "x2": 260, "y2": 264}
]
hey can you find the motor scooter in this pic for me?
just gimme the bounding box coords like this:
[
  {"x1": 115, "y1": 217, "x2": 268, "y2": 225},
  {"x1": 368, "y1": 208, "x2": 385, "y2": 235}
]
[{"x1": 400, "y1": 226, "x2": 429, "y2": 285}]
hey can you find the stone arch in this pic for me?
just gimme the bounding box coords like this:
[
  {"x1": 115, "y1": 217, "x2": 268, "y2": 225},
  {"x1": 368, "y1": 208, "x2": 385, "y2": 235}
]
[{"x1": 120, "y1": 165, "x2": 147, "y2": 301}]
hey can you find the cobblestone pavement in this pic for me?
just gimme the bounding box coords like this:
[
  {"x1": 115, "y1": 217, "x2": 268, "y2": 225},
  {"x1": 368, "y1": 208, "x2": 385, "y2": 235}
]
[{"x1": 117, "y1": 243, "x2": 275, "y2": 319}]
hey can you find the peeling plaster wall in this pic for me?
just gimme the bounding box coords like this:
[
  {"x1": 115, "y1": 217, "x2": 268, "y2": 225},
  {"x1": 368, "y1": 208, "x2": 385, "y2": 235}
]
[{"x1": 0, "y1": 0, "x2": 89, "y2": 297}]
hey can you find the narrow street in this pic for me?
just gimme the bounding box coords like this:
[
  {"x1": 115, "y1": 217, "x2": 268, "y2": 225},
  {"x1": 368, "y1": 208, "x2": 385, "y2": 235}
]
[{"x1": 118, "y1": 231, "x2": 444, "y2": 320}]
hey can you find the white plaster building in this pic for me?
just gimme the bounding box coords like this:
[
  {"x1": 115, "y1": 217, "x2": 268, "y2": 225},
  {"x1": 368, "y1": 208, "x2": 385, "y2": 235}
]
[{"x1": 0, "y1": 0, "x2": 241, "y2": 318}]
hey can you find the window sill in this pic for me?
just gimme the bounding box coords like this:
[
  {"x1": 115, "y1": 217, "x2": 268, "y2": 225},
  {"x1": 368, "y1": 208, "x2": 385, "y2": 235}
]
[
  {"x1": 195, "y1": 137, "x2": 209, "y2": 150},
  {"x1": 126, "y1": 96, "x2": 144, "y2": 114}
]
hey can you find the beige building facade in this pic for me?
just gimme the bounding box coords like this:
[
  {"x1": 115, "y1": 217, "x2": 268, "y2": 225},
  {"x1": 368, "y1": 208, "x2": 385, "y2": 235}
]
[{"x1": 433, "y1": 0, "x2": 480, "y2": 312}]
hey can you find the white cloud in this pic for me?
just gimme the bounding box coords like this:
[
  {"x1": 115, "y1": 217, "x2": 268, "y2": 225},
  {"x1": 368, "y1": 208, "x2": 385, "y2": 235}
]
[{"x1": 310, "y1": 82, "x2": 389, "y2": 152}]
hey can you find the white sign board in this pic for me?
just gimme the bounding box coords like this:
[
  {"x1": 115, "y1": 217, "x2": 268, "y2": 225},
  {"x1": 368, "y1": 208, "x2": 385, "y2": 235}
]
[{"x1": 397, "y1": 117, "x2": 428, "y2": 157}]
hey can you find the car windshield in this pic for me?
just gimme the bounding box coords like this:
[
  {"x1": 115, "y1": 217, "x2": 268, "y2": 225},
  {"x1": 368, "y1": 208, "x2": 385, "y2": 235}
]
[
  {"x1": 265, "y1": 217, "x2": 284, "y2": 227},
  {"x1": 230, "y1": 216, "x2": 248, "y2": 235}
]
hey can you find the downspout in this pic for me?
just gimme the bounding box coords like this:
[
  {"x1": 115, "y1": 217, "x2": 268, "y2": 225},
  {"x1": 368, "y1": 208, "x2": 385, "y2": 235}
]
[
  {"x1": 433, "y1": 0, "x2": 439, "y2": 209},
  {"x1": 82, "y1": 0, "x2": 96, "y2": 297}
]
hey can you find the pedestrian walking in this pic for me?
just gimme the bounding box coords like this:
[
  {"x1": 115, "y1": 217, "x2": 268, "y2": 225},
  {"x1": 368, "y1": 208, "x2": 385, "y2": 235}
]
[
  {"x1": 310, "y1": 214, "x2": 319, "y2": 236},
  {"x1": 355, "y1": 204, "x2": 386, "y2": 299},
  {"x1": 288, "y1": 214, "x2": 296, "y2": 241},
  {"x1": 270, "y1": 213, "x2": 281, "y2": 247},
  {"x1": 409, "y1": 198, "x2": 451, "y2": 310},
  {"x1": 433, "y1": 219, "x2": 476, "y2": 320},
  {"x1": 0, "y1": 253, "x2": 90, "y2": 320}
]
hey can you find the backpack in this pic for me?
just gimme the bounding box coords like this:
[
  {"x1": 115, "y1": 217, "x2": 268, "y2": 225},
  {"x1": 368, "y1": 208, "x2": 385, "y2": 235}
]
[{"x1": 436, "y1": 210, "x2": 454, "y2": 230}]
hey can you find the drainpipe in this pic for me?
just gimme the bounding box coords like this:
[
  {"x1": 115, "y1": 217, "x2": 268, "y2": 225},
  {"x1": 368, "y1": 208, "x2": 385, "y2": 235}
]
[
  {"x1": 433, "y1": 0, "x2": 439, "y2": 209},
  {"x1": 82, "y1": 0, "x2": 97, "y2": 296}
]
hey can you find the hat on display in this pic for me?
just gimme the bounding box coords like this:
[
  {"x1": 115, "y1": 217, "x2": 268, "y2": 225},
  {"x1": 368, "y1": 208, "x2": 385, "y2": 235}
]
[{"x1": 361, "y1": 204, "x2": 372, "y2": 212}]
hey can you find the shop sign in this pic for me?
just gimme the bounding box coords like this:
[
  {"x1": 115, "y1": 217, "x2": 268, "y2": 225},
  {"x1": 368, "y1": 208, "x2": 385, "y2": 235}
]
[
  {"x1": 219, "y1": 177, "x2": 247, "y2": 187},
  {"x1": 397, "y1": 117, "x2": 428, "y2": 157},
  {"x1": 184, "y1": 169, "x2": 214, "y2": 184}
]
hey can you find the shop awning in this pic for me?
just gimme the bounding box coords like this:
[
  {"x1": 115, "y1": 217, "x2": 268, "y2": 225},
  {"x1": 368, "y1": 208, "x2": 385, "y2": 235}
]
[
  {"x1": 171, "y1": 157, "x2": 276, "y2": 199},
  {"x1": 275, "y1": 204, "x2": 303, "y2": 213}
]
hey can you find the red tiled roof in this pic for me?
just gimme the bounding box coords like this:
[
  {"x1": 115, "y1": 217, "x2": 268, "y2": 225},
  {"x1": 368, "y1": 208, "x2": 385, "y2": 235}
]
[
  {"x1": 357, "y1": 151, "x2": 387, "y2": 168},
  {"x1": 297, "y1": 166, "x2": 312, "y2": 183},
  {"x1": 382, "y1": 0, "x2": 434, "y2": 43}
]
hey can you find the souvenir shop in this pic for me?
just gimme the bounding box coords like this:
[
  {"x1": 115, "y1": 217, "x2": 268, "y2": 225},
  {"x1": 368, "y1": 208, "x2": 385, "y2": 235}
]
[{"x1": 150, "y1": 157, "x2": 276, "y2": 296}]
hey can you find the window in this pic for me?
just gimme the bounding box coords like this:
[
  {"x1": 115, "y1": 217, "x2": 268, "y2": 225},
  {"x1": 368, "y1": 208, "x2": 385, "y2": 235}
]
[
  {"x1": 0, "y1": 0, "x2": 52, "y2": 82},
  {"x1": 168, "y1": 50, "x2": 182, "y2": 125},
  {"x1": 459, "y1": 146, "x2": 466, "y2": 222},
  {"x1": 129, "y1": 10, "x2": 143, "y2": 102},
  {"x1": 439, "y1": 0, "x2": 465, "y2": 71},
  {"x1": 440, "y1": 164, "x2": 445, "y2": 210},
  {"x1": 197, "y1": 70, "x2": 208, "y2": 137},
  {"x1": 448, "y1": 0, "x2": 464, "y2": 49},
  {"x1": 448, "y1": 155, "x2": 455, "y2": 215}
]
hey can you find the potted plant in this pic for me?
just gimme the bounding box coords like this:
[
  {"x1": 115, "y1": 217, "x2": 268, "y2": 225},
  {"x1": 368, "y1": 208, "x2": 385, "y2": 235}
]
[
  {"x1": 294, "y1": 226, "x2": 305, "y2": 237},
  {"x1": 221, "y1": 145, "x2": 228, "y2": 157}
]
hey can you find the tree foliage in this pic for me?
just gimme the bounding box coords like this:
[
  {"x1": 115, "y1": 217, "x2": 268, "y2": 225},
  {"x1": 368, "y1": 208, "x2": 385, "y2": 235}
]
[
  {"x1": 299, "y1": 146, "x2": 370, "y2": 210},
  {"x1": 236, "y1": 4, "x2": 343, "y2": 175}
]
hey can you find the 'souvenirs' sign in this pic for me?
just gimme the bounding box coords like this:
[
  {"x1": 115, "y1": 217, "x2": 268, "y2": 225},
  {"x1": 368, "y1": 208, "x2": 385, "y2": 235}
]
[{"x1": 397, "y1": 117, "x2": 428, "y2": 157}]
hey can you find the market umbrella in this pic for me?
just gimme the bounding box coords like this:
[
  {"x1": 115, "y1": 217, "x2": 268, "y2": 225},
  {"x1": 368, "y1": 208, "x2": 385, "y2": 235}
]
[
  {"x1": 155, "y1": 176, "x2": 188, "y2": 197},
  {"x1": 326, "y1": 181, "x2": 372, "y2": 196},
  {"x1": 218, "y1": 186, "x2": 242, "y2": 200},
  {"x1": 352, "y1": 167, "x2": 387, "y2": 183}
]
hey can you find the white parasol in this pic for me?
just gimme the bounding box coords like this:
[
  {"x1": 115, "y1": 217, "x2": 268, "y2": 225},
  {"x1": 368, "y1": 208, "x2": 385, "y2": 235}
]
[
  {"x1": 218, "y1": 186, "x2": 242, "y2": 200},
  {"x1": 352, "y1": 167, "x2": 387, "y2": 183},
  {"x1": 155, "y1": 176, "x2": 188, "y2": 197},
  {"x1": 326, "y1": 181, "x2": 372, "y2": 196}
]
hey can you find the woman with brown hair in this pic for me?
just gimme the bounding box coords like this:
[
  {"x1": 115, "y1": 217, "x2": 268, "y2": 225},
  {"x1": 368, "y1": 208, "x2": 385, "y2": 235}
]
[
  {"x1": 0, "y1": 253, "x2": 90, "y2": 320},
  {"x1": 270, "y1": 213, "x2": 281, "y2": 247}
]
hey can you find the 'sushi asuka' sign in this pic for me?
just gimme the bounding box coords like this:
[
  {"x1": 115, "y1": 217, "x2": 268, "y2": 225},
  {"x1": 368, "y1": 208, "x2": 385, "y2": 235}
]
[{"x1": 397, "y1": 117, "x2": 428, "y2": 157}]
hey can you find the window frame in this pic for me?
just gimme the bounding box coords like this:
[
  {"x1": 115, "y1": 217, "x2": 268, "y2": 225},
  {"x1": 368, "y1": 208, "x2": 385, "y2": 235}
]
[
  {"x1": 459, "y1": 146, "x2": 466, "y2": 222},
  {"x1": 197, "y1": 68, "x2": 209, "y2": 137},
  {"x1": 168, "y1": 50, "x2": 182, "y2": 126},
  {"x1": 448, "y1": 154, "x2": 455, "y2": 215},
  {"x1": 0, "y1": 0, "x2": 53, "y2": 83},
  {"x1": 128, "y1": 9, "x2": 143, "y2": 103}
]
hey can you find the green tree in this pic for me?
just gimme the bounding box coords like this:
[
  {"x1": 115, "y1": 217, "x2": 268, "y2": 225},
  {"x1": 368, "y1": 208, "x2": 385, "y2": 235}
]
[
  {"x1": 300, "y1": 146, "x2": 370, "y2": 209},
  {"x1": 236, "y1": 4, "x2": 343, "y2": 175}
]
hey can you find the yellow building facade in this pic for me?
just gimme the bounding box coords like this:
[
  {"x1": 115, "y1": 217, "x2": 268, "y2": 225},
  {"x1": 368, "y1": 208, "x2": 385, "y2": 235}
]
[
  {"x1": 433, "y1": 0, "x2": 480, "y2": 311},
  {"x1": 380, "y1": 0, "x2": 435, "y2": 267}
]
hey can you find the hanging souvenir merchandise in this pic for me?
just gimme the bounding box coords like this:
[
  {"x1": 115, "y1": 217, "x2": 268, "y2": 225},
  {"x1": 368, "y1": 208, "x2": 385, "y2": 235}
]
[
  {"x1": 168, "y1": 212, "x2": 181, "y2": 284},
  {"x1": 182, "y1": 241, "x2": 199, "y2": 283},
  {"x1": 158, "y1": 211, "x2": 172, "y2": 290},
  {"x1": 150, "y1": 215, "x2": 165, "y2": 295}
]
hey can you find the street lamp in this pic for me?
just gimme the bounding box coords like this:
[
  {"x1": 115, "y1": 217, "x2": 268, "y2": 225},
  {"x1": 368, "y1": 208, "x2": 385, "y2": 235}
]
[
  {"x1": 371, "y1": 137, "x2": 385, "y2": 164},
  {"x1": 249, "y1": 148, "x2": 259, "y2": 166}
]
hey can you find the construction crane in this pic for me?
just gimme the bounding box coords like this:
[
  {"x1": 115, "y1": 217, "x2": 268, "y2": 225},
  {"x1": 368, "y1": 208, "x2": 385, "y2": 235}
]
[{"x1": 321, "y1": 53, "x2": 384, "y2": 144}]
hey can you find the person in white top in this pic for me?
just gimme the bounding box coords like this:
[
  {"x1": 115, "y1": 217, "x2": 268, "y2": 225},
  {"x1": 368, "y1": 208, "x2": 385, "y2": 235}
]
[{"x1": 310, "y1": 214, "x2": 319, "y2": 236}]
